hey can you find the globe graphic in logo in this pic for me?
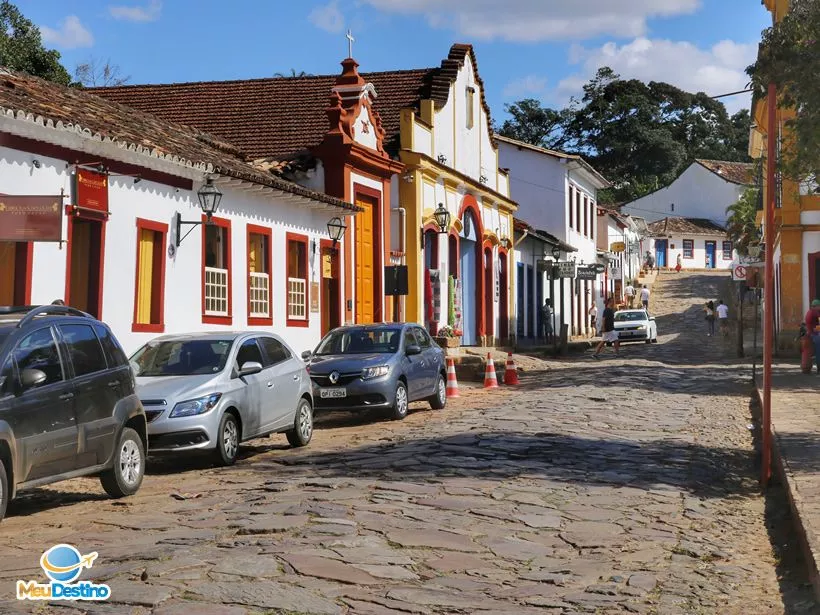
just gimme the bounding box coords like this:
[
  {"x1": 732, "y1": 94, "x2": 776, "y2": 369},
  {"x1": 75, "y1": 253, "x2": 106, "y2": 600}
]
[{"x1": 41, "y1": 544, "x2": 83, "y2": 583}]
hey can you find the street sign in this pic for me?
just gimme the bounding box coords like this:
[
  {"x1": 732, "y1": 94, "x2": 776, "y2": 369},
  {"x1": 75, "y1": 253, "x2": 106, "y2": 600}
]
[
  {"x1": 577, "y1": 266, "x2": 597, "y2": 280},
  {"x1": 610, "y1": 242, "x2": 626, "y2": 253},
  {"x1": 732, "y1": 263, "x2": 747, "y2": 281},
  {"x1": 557, "y1": 261, "x2": 576, "y2": 278},
  {"x1": 610, "y1": 266, "x2": 622, "y2": 278},
  {"x1": 593, "y1": 263, "x2": 606, "y2": 274}
]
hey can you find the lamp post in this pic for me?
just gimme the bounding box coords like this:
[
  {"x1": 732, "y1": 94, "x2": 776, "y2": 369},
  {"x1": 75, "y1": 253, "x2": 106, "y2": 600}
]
[
  {"x1": 327, "y1": 217, "x2": 347, "y2": 250},
  {"x1": 175, "y1": 177, "x2": 223, "y2": 248}
]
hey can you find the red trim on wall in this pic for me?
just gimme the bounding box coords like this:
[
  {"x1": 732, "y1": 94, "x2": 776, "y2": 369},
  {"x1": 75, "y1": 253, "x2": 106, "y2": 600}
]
[
  {"x1": 353, "y1": 182, "x2": 384, "y2": 323},
  {"x1": 14, "y1": 242, "x2": 34, "y2": 305},
  {"x1": 498, "y1": 247, "x2": 509, "y2": 341},
  {"x1": 810, "y1": 251, "x2": 820, "y2": 308},
  {"x1": 483, "y1": 245, "x2": 494, "y2": 339},
  {"x1": 320, "y1": 238, "x2": 342, "y2": 335},
  {"x1": 285, "y1": 231, "x2": 310, "y2": 328},
  {"x1": 246, "y1": 223, "x2": 274, "y2": 327},
  {"x1": 423, "y1": 226, "x2": 439, "y2": 269},
  {"x1": 201, "y1": 215, "x2": 232, "y2": 325},
  {"x1": 459, "y1": 195, "x2": 485, "y2": 338},
  {"x1": 448, "y1": 231, "x2": 460, "y2": 279},
  {"x1": 131, "y1": 218, "x2": 168, "y2": 334}
]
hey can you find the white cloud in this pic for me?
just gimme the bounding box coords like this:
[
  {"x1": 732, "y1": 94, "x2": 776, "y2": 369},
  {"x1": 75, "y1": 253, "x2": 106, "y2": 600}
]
[
  {"x1": 40, "y1": 15, "x2": 94, "y2": 49},
  {"x1": 554, "y1": 38, "x2": 757, "y2": 112},
  {"x1": 309, "y1": 1, "x2": 346, "y2": 33},
  {"x1": 109, "y1": 0, "x2": 162, "y2": 23},
  {"x1": 503, "y1": 75, "x2": 548, "y2": 99},
  {"x1": 360, "y1": 0, "x2": 700, "y2": 42}
]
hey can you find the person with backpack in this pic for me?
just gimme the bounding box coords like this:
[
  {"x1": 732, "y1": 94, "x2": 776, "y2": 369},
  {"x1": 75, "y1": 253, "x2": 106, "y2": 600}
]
[{"x1": 704, "y1": 300, "x2": 716, "y2": 337}]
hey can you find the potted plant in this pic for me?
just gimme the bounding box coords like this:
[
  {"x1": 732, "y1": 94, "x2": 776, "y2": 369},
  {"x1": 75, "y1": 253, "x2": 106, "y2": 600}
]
[{"x1": 434, "y1": 326, "x2": 461, "y2": 348}]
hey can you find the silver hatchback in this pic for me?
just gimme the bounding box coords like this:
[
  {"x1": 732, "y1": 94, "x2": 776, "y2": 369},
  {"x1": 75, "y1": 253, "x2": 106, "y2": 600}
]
[{"x1": 129, "y1": 332, "x2": 313, "y2": 465}]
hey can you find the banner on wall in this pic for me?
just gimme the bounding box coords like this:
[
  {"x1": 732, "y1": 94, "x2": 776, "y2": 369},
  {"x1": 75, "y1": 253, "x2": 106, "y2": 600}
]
[
  {"x1": 74, "y1": 169, "x2": 109, "y2": 213},
  {"x1": 0, "y1": 195, "x2": 63, "y2": 242}
]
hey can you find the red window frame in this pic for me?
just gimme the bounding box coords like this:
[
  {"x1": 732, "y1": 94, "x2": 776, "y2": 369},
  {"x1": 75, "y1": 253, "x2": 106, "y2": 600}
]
[
  {"x1": 285, "y1": 231, "x2": 309, "y2": 328},
  {"x1": 201, "y1": 215, "x2": 232, "y2": 325},
  {"x1": 246, "y1": 224, "x2": 273, "y2": 326},
  {"x1": 682, "y1": 239, "x2": 694, "y2": 259},
  {"x1": 131, "y1": 218, "x2": 168, "y2": 333}
]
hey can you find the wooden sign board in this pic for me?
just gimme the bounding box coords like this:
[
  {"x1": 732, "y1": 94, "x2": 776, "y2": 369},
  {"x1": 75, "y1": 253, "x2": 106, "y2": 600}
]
[{"x1": 310, "y1": 282, "x2": 320, "y2": 313}]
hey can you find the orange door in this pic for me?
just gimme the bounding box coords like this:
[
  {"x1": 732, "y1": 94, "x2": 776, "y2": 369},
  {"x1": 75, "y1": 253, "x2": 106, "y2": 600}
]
[{"x1": 355, "y1": 197, "x2": 375, "y2": 324}]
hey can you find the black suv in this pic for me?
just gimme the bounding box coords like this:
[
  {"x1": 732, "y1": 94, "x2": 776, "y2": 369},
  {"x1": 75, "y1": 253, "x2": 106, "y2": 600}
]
[{"x1": 0, "y1": 306, "x2": 147, "y2": 521}]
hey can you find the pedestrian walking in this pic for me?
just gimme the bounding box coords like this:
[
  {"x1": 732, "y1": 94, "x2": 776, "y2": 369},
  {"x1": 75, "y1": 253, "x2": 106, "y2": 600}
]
[
  {"x1": 805, "y1": 299, "x2": 820, "y2": 373},
  {"x1": 716, "y1": 300, "x2": 729, "y2": 337},
  {"x1": 704, "y1": 300, "x2": 716, "y2": 336},
  {"x1": 625, "y1": 283, "x2": 635, "y2": 308},
  {"x1": 640, "y1": 285, "x2": 650, "y2": 311},
  {"x1": 51, "y1": 299, "x2": 65, "y2": 305},
  {"x1": 542, "y1": 299, "x2": 554, "y2": 344},
  {"x1": 675, "y1": 253, "x2": 682, "y2": 273},
  {"x1": 588, "y1": 303, "x2": 598, "y2": 338},
  {"x1": 592, "y1": 297, "x2": 619, "y2": 359}
]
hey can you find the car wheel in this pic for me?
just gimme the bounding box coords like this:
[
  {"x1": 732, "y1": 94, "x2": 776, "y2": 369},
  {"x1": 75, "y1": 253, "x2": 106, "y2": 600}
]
[
  {"x1": 214, "y1": 412, "x2": 239, "y2": 466},
  {"x1": 100, "y1": 427, "x2": 145, "y2": 498},
  {"x1": 0, "y1": 458, "x2": 9, "y2": 522},
  {"x1": 286, "y1": 398, "x2": 313, "y2": 447},
  {"x1": 645, "y1": 339, "x2": 651, "y2": 344},
  {"x1": 390, "y1": 382, "x2": 409, "y2": 420},
  {"x1": 428, "y1": 374, "x2": 447, "y2": 410}
]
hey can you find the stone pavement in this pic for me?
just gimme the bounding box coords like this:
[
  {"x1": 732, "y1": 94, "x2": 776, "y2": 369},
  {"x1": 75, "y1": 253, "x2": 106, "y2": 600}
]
[
  {"x1": 758, "y1": 362, "x2": 820, "y2": 603},
  {"x1": 0, "y1": 271, "x2": 816, "y2": 614}
]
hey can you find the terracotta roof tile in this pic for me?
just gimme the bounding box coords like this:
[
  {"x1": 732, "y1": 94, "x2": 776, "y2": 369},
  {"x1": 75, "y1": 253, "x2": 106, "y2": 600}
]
[
  {"x1": 0, "y1": 68, "x2": 357, "y2": 212},
  {"x1": 695, "y1": 159, "x2": 755, "y2": 185},
  {"x1": 647, "y1": 217, "x2": 727, "y2": 236}
]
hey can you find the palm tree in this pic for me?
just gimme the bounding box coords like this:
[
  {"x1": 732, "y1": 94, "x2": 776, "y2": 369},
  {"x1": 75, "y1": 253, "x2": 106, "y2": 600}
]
[
  {"x1": 725, "y1": 187, "x2": 760, "y2": 257},
  {"x1": 274, "y1": 69, "x2": 312, "y2": 78}
]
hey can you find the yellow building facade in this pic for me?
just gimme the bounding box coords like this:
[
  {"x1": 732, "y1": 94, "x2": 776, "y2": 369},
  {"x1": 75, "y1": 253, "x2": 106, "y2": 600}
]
[{"x1": 750, "y1": 0, "x2": 820, "y2": 347}]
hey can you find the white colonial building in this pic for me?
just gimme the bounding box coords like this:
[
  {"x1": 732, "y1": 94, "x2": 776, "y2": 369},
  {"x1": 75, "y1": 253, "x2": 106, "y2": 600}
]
[
  {"x1": 0, "y1": 69, "x2": 356, "y2": 355},
  {"x1": 497, "y1": 136, "x2": 610, "y2": 338},
  {"x1": 646, "y1": 217, "x2": 737, "y2": 271}
]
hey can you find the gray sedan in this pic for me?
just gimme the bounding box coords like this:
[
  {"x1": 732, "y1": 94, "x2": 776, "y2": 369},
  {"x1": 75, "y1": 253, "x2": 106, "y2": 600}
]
[
  {"x1": 130, "y1": 332, "x2": 313, "y2": 465},
  {"x1": 303, "y1": 324, "x2": 447, "y2": 420}
]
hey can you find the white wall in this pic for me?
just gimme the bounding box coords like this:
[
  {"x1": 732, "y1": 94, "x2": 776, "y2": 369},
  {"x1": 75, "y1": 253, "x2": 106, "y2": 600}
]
[
  {"x1": 622, "y1": 163, "x2": 746, "y2": 224},
  {"x1": 2, "y1": 142, "x2": 343, "y2": 356},
  {"x1": 663, "y1": 234, "x2": 736, "y2": 270}
]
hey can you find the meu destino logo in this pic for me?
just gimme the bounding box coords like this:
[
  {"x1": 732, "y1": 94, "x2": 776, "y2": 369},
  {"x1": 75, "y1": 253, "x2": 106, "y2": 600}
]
[{"x1": 17, "y1": 544, "x2": 111, "y2": 601}]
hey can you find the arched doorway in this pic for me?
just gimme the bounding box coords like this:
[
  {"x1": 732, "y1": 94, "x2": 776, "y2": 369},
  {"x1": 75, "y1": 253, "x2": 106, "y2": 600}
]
[
  {"x1": 484, "y1": 246, "x2": 493, "y2": 341},
  {"x1": 459, "y1": 206, "x2": 482, "y2": 345},
  {"x1": 498, "y1": 250, "x2": 508, "y2": 341}
]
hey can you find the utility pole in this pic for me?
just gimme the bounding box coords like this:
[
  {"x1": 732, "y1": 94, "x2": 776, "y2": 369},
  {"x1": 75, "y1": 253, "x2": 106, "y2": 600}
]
[
  {"x1": 737, "y1": 282, "x2": 745, "y2": 358},
  {"x1": 761, "y1": 81, "x2": 776, "y2": 488}
]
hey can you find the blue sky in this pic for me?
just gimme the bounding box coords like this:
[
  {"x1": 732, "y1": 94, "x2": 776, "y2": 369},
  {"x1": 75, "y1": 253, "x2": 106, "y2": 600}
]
[{"x1": 17, "y1": 0, "x2": 771, "y2": 119}]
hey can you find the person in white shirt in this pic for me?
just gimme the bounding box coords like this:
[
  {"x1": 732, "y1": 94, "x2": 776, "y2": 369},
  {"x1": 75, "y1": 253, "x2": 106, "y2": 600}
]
[
  {"x1": 640, "y1": 285, "x2": 650, "y2": 310},
  {"x1": 588, "y1": 303, "x2": 599, "y2": 338},
  {"x1": 625, "y1": 284, "x2": 635, "y2": 308},
  {"x1": 716, "y1": 300, "x2": 730, "y2": 337}
]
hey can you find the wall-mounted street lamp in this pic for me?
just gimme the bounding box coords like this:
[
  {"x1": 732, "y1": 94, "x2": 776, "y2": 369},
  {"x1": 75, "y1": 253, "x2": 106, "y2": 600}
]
[
  {"x1": 551, "y1": 246, "x2": 561, "y2": 261},
  {"x1": 433, "y1": 203, "x2": 451, "y2": 233},
  {"x1": 175, "y1": 177, "x2": 223, "y2": 248},
  {"x1": 327, "y1": 216, "x2": 347, "y2": 249}
]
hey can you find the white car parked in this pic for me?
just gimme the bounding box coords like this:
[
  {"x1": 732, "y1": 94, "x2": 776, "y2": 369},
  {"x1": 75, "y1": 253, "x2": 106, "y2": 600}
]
[{"x1": 614, "y1": 309, "x2": 658, "y2": 344}]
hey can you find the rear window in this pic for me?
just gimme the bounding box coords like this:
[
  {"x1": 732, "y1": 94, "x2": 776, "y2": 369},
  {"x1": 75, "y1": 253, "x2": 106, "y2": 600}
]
[
  {"x1": 615, "y1": 311, "x2": 648, "y2": 322},
  {"x1": 95, "y1": 324, "x2": 129, "y2": 367}
]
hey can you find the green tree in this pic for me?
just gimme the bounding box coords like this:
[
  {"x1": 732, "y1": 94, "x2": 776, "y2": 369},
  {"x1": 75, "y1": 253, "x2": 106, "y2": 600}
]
[
  {"x1": 748, "y1": 0, "x2": 820, "y2": 182},
  {"x1": 0, "y1": 0, "x2": 71, "y2": 85},
  {"x1": 725, "y1": 187, "x2": 760, "y2": 257},
  {"x1": 497, "y1": 99, "x2": 573, "y2": 150}
]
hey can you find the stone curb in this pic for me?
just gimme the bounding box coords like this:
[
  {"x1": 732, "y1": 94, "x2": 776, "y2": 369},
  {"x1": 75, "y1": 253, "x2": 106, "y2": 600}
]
[{"x1": 755, "y1": 386, "x2": 820, "y2": 603}]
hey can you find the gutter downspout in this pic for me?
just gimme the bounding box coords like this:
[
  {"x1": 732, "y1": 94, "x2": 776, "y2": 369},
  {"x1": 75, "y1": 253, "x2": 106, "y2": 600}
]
[{"x1": 397, "y1": 207, "x2": 406, "y2": 323}]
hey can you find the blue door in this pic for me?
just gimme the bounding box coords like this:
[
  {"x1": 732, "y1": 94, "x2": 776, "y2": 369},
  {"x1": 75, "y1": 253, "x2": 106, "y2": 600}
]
[
  {"x1": 459, "y1": 211, "x2": 479, "y2": 346},
  {"x1": 655, "y1": 240, "x2": 668, "y2": 268},
  {"x1": 516, "y1": 263, "x2": 525, "y2": 338},
  {"x1": 527, "y1": 266, "x2": 535, "y2": 338},
  {"x1": 705, "y1": 241, "x2": 716, "y2": 269}
]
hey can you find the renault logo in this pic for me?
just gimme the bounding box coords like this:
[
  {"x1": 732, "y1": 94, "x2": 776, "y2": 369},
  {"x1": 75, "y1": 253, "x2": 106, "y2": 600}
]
[{"x1": 329, "y1": 371, "x2": 340, "y2": 384}]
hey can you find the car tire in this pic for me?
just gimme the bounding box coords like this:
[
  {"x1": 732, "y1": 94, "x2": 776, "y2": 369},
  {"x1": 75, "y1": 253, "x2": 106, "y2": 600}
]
[
  {"x1": 286, "y1": 398, "x2": 313, "y2": 448},
  {"x1": 0, "y1": 458, "x2": 9, "y2": 522},
  {"x1": 645, "y1": 339, "x2": 651, "y2": 344},
  {"x1": 390, "y1": 381, "x2": 409, "y2": 420},
  {"x1": 100, "y1": 427, "x2": 145, "y2": 498},
  {"x1": 214, "y1": 412, "x2": 239, "y2": 466},
  {"x1": 428, "y1": 374, "x2": 447, "y2": 410}
]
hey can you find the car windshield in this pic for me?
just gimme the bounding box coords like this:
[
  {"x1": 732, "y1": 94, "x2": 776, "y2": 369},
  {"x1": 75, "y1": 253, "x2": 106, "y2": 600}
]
[
  {"x1": 315, "y1": 328, "x2": 401, "y2": 355},
  {"x1": 130, "y1": 339, "x2": 233, "y2": 376},
  {"x1": 615, "y1": 311, "x2": 648, "y2": 322}
]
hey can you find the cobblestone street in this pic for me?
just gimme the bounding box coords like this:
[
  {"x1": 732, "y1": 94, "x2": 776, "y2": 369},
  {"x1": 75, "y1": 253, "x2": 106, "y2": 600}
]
[{"x1": 0, "y1": 271, "x2": 816, "y2": 614}]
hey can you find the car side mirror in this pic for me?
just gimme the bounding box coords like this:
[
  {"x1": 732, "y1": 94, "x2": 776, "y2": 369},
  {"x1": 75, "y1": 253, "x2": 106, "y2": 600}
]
[
  {"x1": 20, "y1": 368, "x2": 47, "y2": 390},
  {"x1": 238, "y1": 361, "x2": 263, "y2": 377},
  {"x1": 406, "y1": 344, "x2": 422, "y2": 356},
  {"x1": 301, "y1": 350, "x2": 312, "y2": 361}
]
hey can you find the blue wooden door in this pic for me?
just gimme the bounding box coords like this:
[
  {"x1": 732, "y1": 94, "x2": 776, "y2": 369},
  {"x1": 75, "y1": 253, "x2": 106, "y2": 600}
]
[
  {"x1": 527, "y1": 265, "x2": 535, "y2": 338},
  {"x1": 460, "y1": 238, "x2": 476, "y2": 345},
  {"x1": 655, "y1": 240, "x2": 668, "y2": 268},
  {"x1": 705, "y1": 241, "x2": 716, "y2": 269}
]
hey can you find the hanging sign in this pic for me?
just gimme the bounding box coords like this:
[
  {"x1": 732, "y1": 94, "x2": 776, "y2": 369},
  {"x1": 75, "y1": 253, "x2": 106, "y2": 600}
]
[
  {"x1": 75, "y1": 169, "x2": 109, "y2": 213},
  {"x1": 310, "y1": 282, "x2": 320, "y2": 313},
  {"x1": 593, "y1": 263, "x2": 606, "y2": 274},
  {"x1": 557, "y1": 261, "x2": 576, "y2": 278},
  {"x1": 0, "y1": 195, "x2": 63, "y2": 242},
  {"x1": 610, "y1": 266, "x2": 623, "y2": 278},
  {"x1": 732, "y1": 263, "x2": 747, "y2": 281},
  {"x1": 576, "y1": 266, "x2": 597, "y2": 280},
  {"x1": 610, "y1": 242, "x2": 626, "y2": 253}
]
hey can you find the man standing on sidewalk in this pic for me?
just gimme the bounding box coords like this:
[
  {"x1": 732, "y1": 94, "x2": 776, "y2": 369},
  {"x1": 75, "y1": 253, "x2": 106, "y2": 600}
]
[
  {"x1": 592, "y1": 297, "x2": 619, "y2": 359},
  {"x1": 640, "y1": 285, "x2": 651, "y2": 311}
]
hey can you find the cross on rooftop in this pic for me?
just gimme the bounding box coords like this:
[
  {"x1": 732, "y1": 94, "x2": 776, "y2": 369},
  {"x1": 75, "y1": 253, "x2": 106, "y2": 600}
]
[{"x1": 346, "y1": 30, "x2": 355, "y2": 58}]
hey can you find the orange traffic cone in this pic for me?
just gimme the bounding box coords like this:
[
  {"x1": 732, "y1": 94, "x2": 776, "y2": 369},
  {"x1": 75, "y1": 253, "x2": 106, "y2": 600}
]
[
  {"x1": 483, "y1": 353, "x2": 499, "y2": 389},
  {"x1": 503, "y1": 352, "x2": 520, "y2": 385},
  {"x1": 445, "y1": 358, "x2": 460, "y2": 398}
]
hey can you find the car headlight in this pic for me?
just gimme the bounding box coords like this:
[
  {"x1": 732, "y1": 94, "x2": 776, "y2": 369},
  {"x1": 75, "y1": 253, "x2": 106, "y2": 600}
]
[
  {"x1": 169, "y1": 393, "x2": 222, "y2": 418},
  {"x1": 361, "y1": 365, "x2": 390, "y2": 380},
  {"x1": 637, "y1": 325, "x2": 647, "y2": 330}
]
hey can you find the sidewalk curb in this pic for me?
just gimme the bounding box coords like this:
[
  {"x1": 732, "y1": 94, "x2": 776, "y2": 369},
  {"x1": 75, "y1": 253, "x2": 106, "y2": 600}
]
[{"x1": 755, "y1": 386, "x2": 820, "y2": 603}]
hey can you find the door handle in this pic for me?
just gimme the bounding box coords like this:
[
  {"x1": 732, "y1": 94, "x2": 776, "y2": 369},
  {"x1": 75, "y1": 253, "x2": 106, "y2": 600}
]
[
  {"x1": 59, "y1": 392, "x2": 74, "y2": 401},
  {"x1": 267, "y1": 382, "x2": 274, "y2": 388},
  {"x1": 292, "y1": 374, "x2": 300, "y2": 381},
  {"x1": 107, "y1": 381, "x2": 119, "y2": 388}
]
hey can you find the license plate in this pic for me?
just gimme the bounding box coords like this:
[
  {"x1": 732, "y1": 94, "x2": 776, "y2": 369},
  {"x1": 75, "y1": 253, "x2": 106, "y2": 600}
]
[{"x1": 320, "y1": 387, "x2": 347, "y2": 399}]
